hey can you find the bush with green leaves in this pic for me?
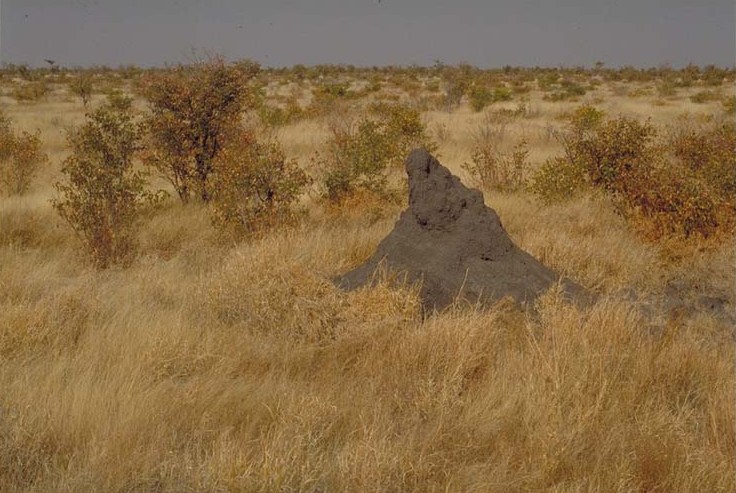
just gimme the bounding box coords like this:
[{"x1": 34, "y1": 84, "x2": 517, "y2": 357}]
[
  {"x1": 468, "y1": 85, "x2": 513, "y2": 112},
  {"x1": 0, "y1": 112, "x2": 48, "y2": 196},
  {"x1": 441, "y1": 65, "x2": 473, "y2": 110},
  {"x1": 13, "y1": 80, "x2": 48, "y2": 102},
  {"x1": 52, "y1": 106, "x2": 159, "y2": 268},
  {"x1": 669, "y1": 122, "x2": 736, "y2": 198},
  {"x1": 722, "y1": 96, "x2": 736, "y2": 115},
  {"x1": 210, "y1": 131, "x2": 310, "y2": 238},
  {"x1": 105, "y1": 90, "x2": 134, "y2": 112},
  {"x1": 141, "y1": 57, "x2": 259, "y2": 203},
  {"x1": 543, "y1": 82, "x2": 586, "y2": 101},
  {"x1": 529, "y1": 156, "x2": 587, "y2": 203},
  {"x1": 689, "y1": 90, "x2": 720, "y2": 104},
  {"x1": 468, "y1": 85, "x2": 493, "y2": 112},
  {"x1": 306, "y1": 81, "x2": 357, "y2": 117},
  {"x1": 319, "y1": 103, "x2": 435, "y2": 202},
  {"x1": 69, "y1": 74, "x2": 94, "y2": 107},
  {"x1": 531, "y1": 106, "x2": 735, "y2": 240},
  {"x1": 257, "y1": 97, "x2": 304, "y2": 127},
  {"x1": 462, "y1": 139, "x2": 529, "y2": 192}
]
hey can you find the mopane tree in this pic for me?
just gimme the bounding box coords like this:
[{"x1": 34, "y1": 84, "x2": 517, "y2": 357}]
[{"x1": 141, "y1": 57, "x2": 260, "y2": 203}]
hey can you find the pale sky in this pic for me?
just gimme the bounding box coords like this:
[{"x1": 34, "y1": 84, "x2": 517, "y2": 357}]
[{"x1": 2, "y1": 0, "x2": 735, "y2": 68}]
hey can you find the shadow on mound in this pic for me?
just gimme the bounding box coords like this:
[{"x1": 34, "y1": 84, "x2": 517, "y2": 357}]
[{"x1": 336, "y1": 149, "x2": 585, "y2": 312}]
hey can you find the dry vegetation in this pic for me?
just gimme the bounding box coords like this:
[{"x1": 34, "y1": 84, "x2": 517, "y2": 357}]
[{"x1": 0, "y1": 61, "x2": 734, "y2": 492}]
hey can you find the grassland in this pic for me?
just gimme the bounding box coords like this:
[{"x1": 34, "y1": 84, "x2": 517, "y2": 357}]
[{"x1": 0, "y1": 65, "x2": 734, "y2": 492}]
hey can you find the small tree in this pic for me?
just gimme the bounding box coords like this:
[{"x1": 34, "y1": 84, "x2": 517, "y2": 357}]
[
  {"x1": 52, "y1": 106, "x2": 153, "y2": 268},
  {"x1": 0, "y1": 112, "x2": 48, "y2": 196},
  {"x1": 141, "y1": 57, "x2": 259, "y2": 203}
]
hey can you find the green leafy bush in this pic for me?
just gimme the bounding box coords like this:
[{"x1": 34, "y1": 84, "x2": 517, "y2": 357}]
[
  {"x1": 689, "y1": 90, "x2": 720, "y2": 104},
  {"x1": 0, "y1": 112, "x2": 48, "y2": 196},
  {"x1": 52, "y1": 107, "x2": 160, "y2": 268},
  {"x1": 543, "y1": 81, "x2": 586, "y2": 101},
  {"x1": 69, "y1": 74, "x2": 94, "y2": 106},
  {"x1": 210, "y1": 131, "x2": 310, "y2": 238},
  {"x1": 492, "y1": 86, "x2": 513, "y2": 102},
  {"x1": 531, "y1": 107, "x2": 735, "y2": 240},
  {"x1": 669, "y1": 123, "x2": 735, "y2": 198},
  {"x1": 318, "y1": 103, "x2": 435, "y2": 202},
  {"x1": 105, "y1": 90, "x2": 134, "y2": 112},
  {"x1": 13, "y1": 80, "x2": 48, "y2": 102},
  {"x1": 141, "y1": 57, "x2": 259, "y2": 203},
  {"x1": 462, "y1": 140, "x2": 529, "y2": 192},
  {"x1": 469, "y1": 85, "x2": 493, "y2": 112},
  {"x1": 441, "y1": 66, "x2": 472, "y2": 110},
  {"x1": 530, "y1": 156, "x2": 587, "y2": 203},
  {"x1": 722, "y1": 96, "x2": 736, "y2": 114},
  {"x1": 257, "y1": 98, "x2": 304, "y2": 127}
]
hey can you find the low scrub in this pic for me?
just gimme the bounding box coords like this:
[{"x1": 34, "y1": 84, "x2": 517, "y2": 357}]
[
  {"x1": 0, "y1": 112, "x2": 47, "y2": 196},
  {"x1": 468, "y1": 85, "x2": 513, "y2": 112},
  {"x1": 318, "y1": 103, "x2": 435, "y2": 202},
  {"x1": 12, "y1": 80, "x2": 48, "y2": 102},
  {"x1": 52, "y1": 106, "x2": 161, "y2": 268},
  {"x1": 463, "y1": 139, "x2": 530, "y2": 192},
  {"x1": 210, "y1": 131, "x2": 310, "y2": 238},
  {"x1": 531, "y1": 106, "x2": 735, "y2": 240},
  {"x1": 69, "y1": 74, "x2": 94, "y2": 106}
]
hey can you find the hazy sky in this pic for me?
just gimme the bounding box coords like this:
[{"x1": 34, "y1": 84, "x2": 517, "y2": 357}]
[{"x1": 3, "y1": 0, "x2": 735, "y2": 68}]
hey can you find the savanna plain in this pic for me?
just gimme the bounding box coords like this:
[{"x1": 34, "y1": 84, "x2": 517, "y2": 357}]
[{"x1": 0, "y1": 61, "x2": 734, "y2": 492}]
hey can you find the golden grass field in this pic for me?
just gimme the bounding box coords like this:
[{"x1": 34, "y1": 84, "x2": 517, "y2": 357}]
[{"x1": 0, "y1": 69, "x2": 734, "y2": 492}]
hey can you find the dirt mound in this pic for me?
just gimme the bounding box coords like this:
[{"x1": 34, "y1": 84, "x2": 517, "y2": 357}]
[{"x1": 337, "y1": 149, "x2": 584, "y2": 311}]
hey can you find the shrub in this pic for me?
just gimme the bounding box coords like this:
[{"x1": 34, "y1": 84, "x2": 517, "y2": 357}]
[
  {"x1": 441, "y1": 66, "x2": 472, "y2": 110},
  {"x1": 657, "y1": 80, "x2": 677, "y2": 97},
  {"x1": 52, "y1": 106, "x2": 158, "y2": 268},
  {"x1": 543, "y1": 82, "x2": 586, "y2": 101},
  {"x1": 462, "y1": 139, "x2": 529, "y2": 192},
  {"x1": 13, "y1": 80, "x2": 48, "y2": 102},
  {"x1": 318, "y1": 103, "x2": 435, "y2": 202},
  {"x1": 0, "y1": 112, "x2": 48, "y2": 196},
  {"x1": 670, "y1": 124, "x2": 736, "y2": 191},
  {"x1": 531, "y1": 108, "x2": 734, "y2": 240},
  {"x1": 105, "y1": 90, "x2": 134, "y2": 112},
  {"x1": 469, "y1": 85, "x2": 493, "y2": 112},
  {"x1": 492, "y1": 86, "x2": 513, "y2": 102},
  {"x1": 306, "y1": 82, "x2": 356, "y2": 117},
  {"x1": 257, "y1": 98, "x2": 303, "y2": 127},
  {"x1": 530, "y1": 156, "x2": 587, "y2": 203},
  {"x1": 210, "y1": 131, "x2": 310, "y2": 238},
  {"x1": 689, "y1": 90, "x2": 719, "y2": 104},
  {"x1": 69, "y1": 74, "x2": 94, "y2": 107},
  {"x1": 468, "y1": 85, "x2": 513, "y2": 112},
  {"x1": 141, "y1": 57, "x2": 259, "y2": 203},
  {"x1": 570, "y1": 116, "x2": 657, "y2": 194},
  {"x1": 722, "y1": 96, "x2": 736, "y2": 114}
]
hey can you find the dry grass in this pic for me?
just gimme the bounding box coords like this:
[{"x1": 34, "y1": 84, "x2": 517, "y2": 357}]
[{"x1": 0, "y1": 76, "x2": 734, "y2": 492}]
